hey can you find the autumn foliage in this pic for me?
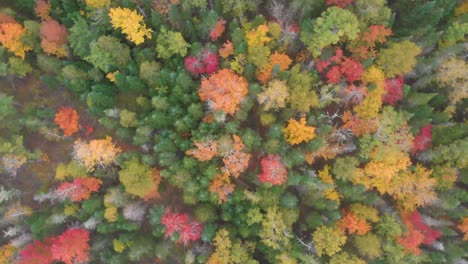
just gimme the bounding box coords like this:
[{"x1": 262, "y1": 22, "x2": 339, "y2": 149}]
[
  {"x1": 73, "y1": 136, "x2": 121, "y2": 171},
  {"x1": 283, "y1": 117, "x2": 316, "y2": 145},
  {"x1": 19, "y1": 239, "x2": 54, "y2": 264},
  {"x1": 0, "y1": 19, "x2": 31, "y2": 59},
  {"x1": 51, "y1": 228, "x2": 90, "y2": 264},
  {"x1": 109, "y1": 7, "x2": 152, "y2": 45},
  {"x1": 210, "y1": 19, "x2": 226, "y2": 41},
  {"x1": 315, "y1": 48, "x2": 364, "y2": 84},
  {"x1": 161, "y1": 209, "x2": 202, "y2": 245},
  {"x1": 54, "y1": 107, "x2": 80, "y2": 136},
  {"x1": 35, "y1": 0, "x2": 51, "y2": 20},
  {"x1": 55, "y1": 177, "x2": 102, "y2": 201},
  {"x1": 40, "y1": 19, "x2": 69, "y2": 57},
  {"x1": 185, "y1": 50, "x2": 219, "y2": 75},
  {"x1": 186, "y1": 139, "x2": 219, "y2": 161},
  {"x1": 413, "y1": 124, "x2": 432, "y2": 154},
  {"x1": 258, "y1": 155, "x2": 287, "y2": 185},
  {"x1": 199, "y1": 69, "x2": 248, "y2": 115},
  {"x1": 397, "y1": 211, "x2": 441, "y2": 255}
]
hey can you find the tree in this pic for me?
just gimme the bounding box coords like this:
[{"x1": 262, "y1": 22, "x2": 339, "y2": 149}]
[
  {"x1": 397, "y1": 211, "x2": 441, "y2": 255},
  {"x1": 210, "y1": 19, "x2": 226, "y2": 41},
  {"x1": 54, "y1": 107, "x2": 80, "y2": 136},
  {"x1": 257, "y1": 80, "x2": 289, "y2": 111},
  {"x1": 161, "y1": 208, "x2": 202, "y2": 245},
  {"x1": 55, "y1": 177, "x2": 102, "y2": 202},
  {"x1": 0, "y1": 244, "x2": 15, "y2": 264},
  {"x1": 457, "y1": 217, "x2": 468, "y2": 241},
  {"x1": 51, "y1": 228, "x2": 90, "y2": 264},
  {"x1": 312, "y1": 225, "x2": 347, "y2": 256},
  {"x1": 376, "y1": 40, "x2": 421, "y2": 78},
  {"x1": 0, "y1": 20, "x2": 31, "y2": 59},
  {"x1": 338, "y1": 209, "x2": 371, "y2": 235},
  {"x1": 85, "y1": 0, "x2": 110, "y2": 8},
  {"x1": 257, "y1": 52, "x2": 292, "y2": 84},
  {"x1": 259, "y1": 206, "x2": 291, "y2": 250},
  {"x1": 72, "y1": 136, "x2": 121, "y2": 171},
  {"x1": 353, "y1": 233, "x2": 382, "y2": 259},
  {"x1": 437, "y1": 57, "x2": 468, "y2": 112},
  {"x1": 413, "y1": 124, "x2": 432, "y2": 154},
  {"x1": 301, "y1": 7, "x2": 360, "y2": 57},
  {"x1": 109, "y1": 7, "x2": 152, "y2": 45},
  {"x1": 209, "y1": 172, "x2": 235, "y2": 204},
  {"x1": 221, "y1": 135, "x2": 251, "y2": 178},
  {"x1": 179, "y1": 220, "x2": 202, "y2": 246},
  {"x1": 354, "y1": 85, "x2": 385, "y2": 119},
  {"x1": 207, "y1": 229, "x2": 231, "y2": 264},
  {"x1": 119, "y1": 158, "x2": 158, "y2": 198},
  {"x1": 258, "y1": 154, "x2": 287, "y2": 185},
  {"x1": 184, "y1": 50, "x2": 219, "y2": 75},
  {"x1": 283, "y1": 117, "x2": 316, "y2": 145},
  {"x1": 329, "y1": 252, "x2": 366, "y2": 264},
  {"x1": 348, "y1": 25, "x2": 392, "y2": 59},
  {"x1": 383, "y1": 76, "x2": 404, "y2": 106},
  {"x1": 186, "y1": 139, "x2": 219, "y2": 161},
  {"x1": 35, "y1": 0, "x2": 50, "y2": 20},
  {"x1": 40, "y1": 19, "x2": 69, "y2": 57},
  {"x1": 156, "y1": 27, "x2": 190, "y2": 59},
  {"x1": 287, "y1": 65, "x2": 319, "y2": 112},
  {"x1": 85, "y1": 35, "x2": 131, "y2": 72},
  {"x1": 68, "y1": 16, "x2": 98, "y2": 58},
  {"x1": 199, "y1": 69, "x2": 248, "y2": 115},
  {"x1": 326, "y1": 0, "x2": 353, "y2": 8},
  {"x1": 352, "y1": 0, "x2": 391, "y2": 25},
  {"x1": 19, "y1": 239, "x2": 54, "y2": 264}
]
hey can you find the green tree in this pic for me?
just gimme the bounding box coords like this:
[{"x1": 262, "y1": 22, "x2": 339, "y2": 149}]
[
  {"x1": 287, "y1": 65, "x2": 319, "y2": 112},
  {"x1": 119, "y1": 158, "x2": 157, "y2": 198},
  {"x1": 156, "y1": 27, "x2": 190, "y2": 59},
  {"x1": 259, "y1": 206, "x2": 291, "y2": 250},
  {"x1": 301, "y1": 7, "x2": 360, "y2": 57},
  {"x1": 119, "y1": 109, "x2": 138, "y2": 128},
  {"x1": 312, "y1": 225, "x2": 347, "y2": 256},
  {"x1": 353, "y1": 233, "x2": 382, "y2": 259},
  {"x1": 68, "y1": 17, "x2": 98, "y2": 58},
  {"x1": 352, "y1": 0, "x2": 391, "y2": 26},
  {"x1": 85, "y1": 35, "x2": 131, "y2": 72},
  {"x1": 376, "y1": 40, "x2": 421, "y2": 78}
]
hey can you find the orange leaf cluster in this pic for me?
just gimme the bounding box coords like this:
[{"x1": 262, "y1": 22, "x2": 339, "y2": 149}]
[
  {"x1": 142, "y1": 168, "x2": 162, "y2": 201},
  {"x1": 199, "y1": 69, "x2": 248, "y2": 115},
  {"x1": 341, "y1": 111, "x2": 378, "y2": 136},
  {"x1": 153, "y1": 0, "x2": 179, "y2": 14},
  {"x1": 457, "y1": 217, "x2": 468, "y2": 241},
  {"x1": 222, "y1": 135, "x2": 251, "y2": 178},
  {"x1": 283, "y1": 117, "x2": 316, "y2": 145},
  {"x1": 0, "y1": 20, "x2": 31, "y2": 59},
  {"x1": 209, "y1": 172, "x2": 235, "y2": 204},
  {"x1": 40, "y1": 19, "x2": 69, "y2": 57},
  {"x1": 219, "y1": 40, "x2": 234, "y2": 58},
  {"x1": 186, "y1": 140, "x2": 219, "y2": 161},
  {"x1": 257, "y1": 52, "x2": 292, "y2": 84},
  {"x1": 348, "y1": 25, "x2": 392, "y2": 59},
  {"x1": 35, "y1": 0, "x2": 51, "y2": 20},
  {"x1": 54, "y1": 107, "x2": 80, "y2": 136},
  {"x1": 338, "y1": 210, "x2": 371, "y2": 235}
]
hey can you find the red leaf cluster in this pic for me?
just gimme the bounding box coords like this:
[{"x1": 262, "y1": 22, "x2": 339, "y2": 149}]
[
  {"x1": 185, "y1": 49, "x2": 219, "y2": 75},
  {"x1": 326, "y1": 0, "x2": 353, "y2": 8},
  {"x1": 413, "y1": 124, "x2": 432, "y2": 154},
  {"x1": 258, "y1": 154, "x2": 288, "y2": 185},
  {"x1": 35, "y1": 0, "x2": 51, "y2": 20},
  {"x1": 19, "y1": 228, "x2": 90, "y2": 264},
  {"x1": 209, "y1": 19, "x2": 226, "y2": 41},
  {"x1": 54, "y1": 106, "x2": 80, "y2": 136},
  {"x1": 161, "y1": 209, "x2": 202, "y2": 246},
  {"x1": 316, "y1": 48, "x2": 363, "y2": 84},
  {"x1": 55, "y1": 177, "x2": 102, "y2": 202},
  {"x1": 51, "y1": 228, "x2": 90, "y2": 264},
  {"x1": 19, "y1": 239, "x2": 54, "y2": 264},
  {"x1": 382, "y1": 76, "x2": 404, "y2": 105},
  {"x1": 397, "y1": 211, "x2": 441, "y2": 255}
]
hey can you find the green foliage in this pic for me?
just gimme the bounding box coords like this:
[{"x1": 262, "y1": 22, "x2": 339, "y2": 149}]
[
  {"x1": 69, "y1": 16, "x2": 98, "y2": 58},
  {"x1": 118, "y1": 158, "x2": 156, "y2": 198},
  {"x1": 287, "y1": 65, "x2": 319, "y2": 112},
  {"x1": 8, "y1": 57, "x2": 32, "y2": 77},
  {"x1": 301, "y1": 7, "x2": 360, "y2": 57},
  {"x1": 85, "y1": 35, "x2": 131, "y2": 72},
  {"x1": 376, "y1": 40, "x2": 422, "y2": 78},
  {"x1": 353, "y1": 233, "x2": 382, "y2": 259},
  {"x1": 156, "y1": 27, "x2": 190, "y2": 59}
]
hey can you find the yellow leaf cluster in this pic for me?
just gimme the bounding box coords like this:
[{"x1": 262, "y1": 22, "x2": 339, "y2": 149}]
[
  {"x1": 0, "y1": 244, "x2": 15, "y2": 264},
  {"x1": 312, "y1": 226, "x2": 347, "y2": 257},
  {"x1": 106, "y1": 70, "x2": 119, "y2": 82},
  {"x1": 319, "y1": 165, "x2": 342, "y2": 203},
  {"x1": 85, "y1": 0, "x2": 110, "y2": 8},
  {"x1": 207, "y1": 229, "x2": 231, "y2": 264},
  {"x1": 354, "y1": 85, "x2": 385, "y2": 119},
  {"x1": 0, "y1": 22, "x2": 31, "y2": 59},
  {"x1": 362, "y1": 66, "x2": 385, "y2": 85},
  {"x1": 113, "y1": 239, "x2": 126, "y2": 253},
  {"x1": 283, "y1": 117, "x2": 316, "y2": 145},
  {"x1": 257, "y1": 79, "x2": 289, "y2": 111},
  {"x1": 109, "y1": 7, "x2": 152, "y2": 45},
  {"x1": 73, "y1": 136, "x2": 121, "y2": 172},
  {"x1": 104, "y1": 206, "x2": 118, "y2": 222},
  {"x1": 246, "y1": 24, "x2": 271, "y2": 47}
]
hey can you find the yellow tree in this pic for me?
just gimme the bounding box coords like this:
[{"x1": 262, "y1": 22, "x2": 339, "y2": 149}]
[
  {"x1": 72, "y1": 136, "x2": 121, "y2": 171},
  {"x1": 109, "y1": 7, "x2": 152, "y2": 45},
  {"x1": 283, "y1": 117, "x2": 316, "y2": 145},
  {"x1": 0, "y1": 20, "x2": 31, "y2": 59}
]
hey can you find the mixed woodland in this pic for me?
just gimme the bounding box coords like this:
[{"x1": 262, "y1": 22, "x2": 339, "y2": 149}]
[{"x1": 0, "y1": 0, "x2": 467, "y2": 263}]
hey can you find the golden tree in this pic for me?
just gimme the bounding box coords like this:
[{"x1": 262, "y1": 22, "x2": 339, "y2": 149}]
[
  {"x1": 0, "y1": 20, "x2": 31, "y2": 59},
  {"x1": 283, "y1": 117, "x2": 316, "y2": 145},
  {"x1": 72, "y1": 136, "x2": 121, "y2": 171},
  {"x1": 109, "y1": 7, "x2": 152, "y2": 45}
]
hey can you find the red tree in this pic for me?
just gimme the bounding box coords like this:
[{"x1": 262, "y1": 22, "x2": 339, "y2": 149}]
[
  {"x1": 326, "y1": 0, "x2": 353, "y2": 8},
  {"x1": 397, "y1": 211, "x2": 441, "y2": 254},
  {"x1": 161, "y1": 209, "x2": 190, "y2": 238},
  {"x1": 383, "y1": 76, "x2": 404, "y2": 105},
  {"x1": 55, "y1": 177, "x2": 102, "y2": 202},
  {"x1": 316, "y1": 48, "x2": 363, "y2": 84},
  {"x1": 209, "y1": 19, "x2": 226, "y2": 41},
  {"x1": 413, "y1": 124, "x2": 432, "y2": 154},
  {"x1": 179, "y1": 221, "x2": 203, "y2": 246},
  {"x1": 258, "y1": 155, "x2": 288, "y2": 185},
  {"x1": 18, "y1": 239, "x2": 54, "y2": 264},
  {"x1": 54, "y1": 107, "x2": 80, "y2": 136},
  {"x1": 185, "y1": 50, "x2": 219, "y2": 75},
  {"x1": 40, "y1": 19, "x2": 68, "y2": 57},
  {"x1": 51, "y1": 228, "x2": 90, "y2": 264}
]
